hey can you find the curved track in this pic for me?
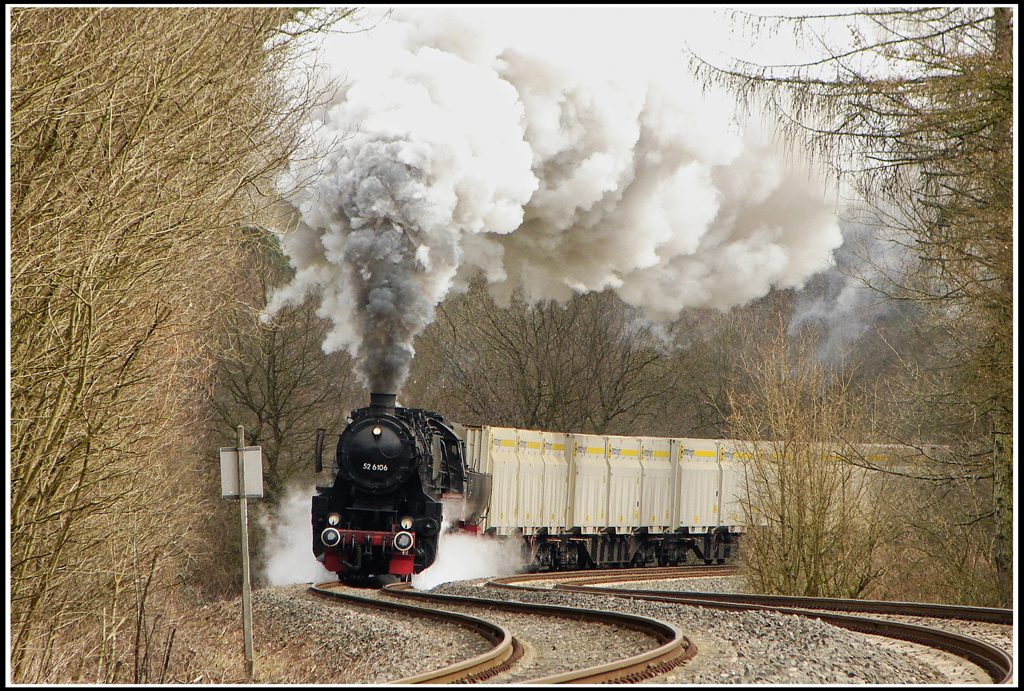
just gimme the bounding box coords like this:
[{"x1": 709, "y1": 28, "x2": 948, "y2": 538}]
[
  {"x1": 309, "y1": 581, "x2": 515, "y2": 683},
  {"x1": 490, "y1": 567, "x2": 1014, "y2": 684},
  {"x1": 380, "y1": 582, "x2": 693, "y2": 683}
]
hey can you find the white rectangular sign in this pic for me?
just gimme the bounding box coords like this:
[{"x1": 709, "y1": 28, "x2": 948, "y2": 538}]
[{"x1": 220, "y1": 446, "x2": 264, "y2": 498}]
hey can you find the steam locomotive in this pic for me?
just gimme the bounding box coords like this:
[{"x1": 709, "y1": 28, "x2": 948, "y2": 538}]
[
  {"x1": 311, "y1": 393, "x2": 491, "y2": 583},
  {"x1": 314, "y1": 394, "x2": 923, "y2": 584},
  {"x1": 312, "y1": 392, "x2": 745, "y2": 583}
]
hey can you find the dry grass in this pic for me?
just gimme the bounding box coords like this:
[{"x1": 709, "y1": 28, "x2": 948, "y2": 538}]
[{"x1": 164, "y1": 588, "x2": 378, "y2": 684}]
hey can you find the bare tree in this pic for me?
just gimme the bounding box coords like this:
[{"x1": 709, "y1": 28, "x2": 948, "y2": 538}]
[
  {"x1": 728, "y1": 324, "x2": 903, "y2": 598},
  {"x1": 208, "y1": 227, "x2": 363, "y2": 506},
  {"x1": 689, "y1": 7, "x2": 1013, "y2": 607},
  {"x1": 9, "y1": 7, "x2": 354, "y2": 681},
  {"x1": 409, "y1": 278, "x2": 671, "y2": 435},
  {"x1": 656, "y1": 287, "x2": 800, "y2": 438}
]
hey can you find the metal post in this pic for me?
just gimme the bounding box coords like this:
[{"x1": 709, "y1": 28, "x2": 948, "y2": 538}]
[{"x1": 237, "y1": 425, "x2": 254, "y2": 678}]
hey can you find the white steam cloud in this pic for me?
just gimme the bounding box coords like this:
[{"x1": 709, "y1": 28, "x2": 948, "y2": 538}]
[
  {"x1": 412, "y1": 501, "x2": 524, "y2": 590},
  {"x1": 411, "y1": 531, "x2": 525, "y2": 591},
  {"x1": 265, "y1": 8, "x2": 843, "y2": 393},
  {"x1": 260, "y1": 487, "x2": 524, "y2": 589},
  {"x1": 260, "y1": 485, "x2": 335, "y2": 586}
]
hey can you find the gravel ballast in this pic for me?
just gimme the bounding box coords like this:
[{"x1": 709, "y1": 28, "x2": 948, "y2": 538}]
[
  {"x1": 192, "y1": 575, "x2": 1008, "y2": 684},
  {"x1": 433, "y1": 577, "x2": 952, "y2": 684},
  {"x1": 234, "y1": 584, "x2": 491, "y2": 683}
]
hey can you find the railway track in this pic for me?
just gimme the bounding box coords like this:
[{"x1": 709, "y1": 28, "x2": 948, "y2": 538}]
[
  {"x1": 310, "y1": 565, "x2": 1011, "y2": 684},
  {"x1": 574, "y1": 584, "x2": 1013, "y2": 624},
  {"x1": 309, "y1": 581, "x2": 515, "y2": 683},
  {"x1": 380, "y1": 581, "x2": 693, "y2": 683},
  {"x1": 311, "y1": 579, "x2": 694, "y2": 683},
  {"x1": 490, "y1": 567, "x2": 1014, "y2": 684}
]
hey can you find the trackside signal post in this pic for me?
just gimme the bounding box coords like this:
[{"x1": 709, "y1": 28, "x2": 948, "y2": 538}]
[{"x1": 220, "y1": 426, "x2": 263, "y2": 679}]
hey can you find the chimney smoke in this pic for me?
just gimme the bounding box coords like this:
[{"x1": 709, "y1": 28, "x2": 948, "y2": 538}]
[{"x1": 262, "y1": 9, "x2": 844, "y2": 392}]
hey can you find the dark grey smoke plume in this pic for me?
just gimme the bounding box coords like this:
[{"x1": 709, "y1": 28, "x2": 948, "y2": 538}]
[
  {"x1": 789, "y1": 212, "x2": 910, "y2": 362},
  {"x1": 263, "y1": 9, "x2": 845, "y2": 394},
  {"x1": 331, "y1": 138, "x2": 463, "y2": 392}
]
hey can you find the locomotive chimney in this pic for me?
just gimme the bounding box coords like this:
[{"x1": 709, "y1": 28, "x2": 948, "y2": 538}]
[{"x1": 369, "y1": 392, "x2": 397, "y2": 415}]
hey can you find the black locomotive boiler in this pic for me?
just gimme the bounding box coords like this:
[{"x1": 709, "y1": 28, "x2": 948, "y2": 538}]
[{"x1": 312, "y1": 393, "x2": 491, "y2": 582}]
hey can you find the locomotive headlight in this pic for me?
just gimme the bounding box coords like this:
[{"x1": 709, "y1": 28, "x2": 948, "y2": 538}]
[
  {"x1": 322, "y1": 527, "x2": 341, "y2": 547},
  {"x1": 400, "y1": 516, "x2": 414, "y2": 530},
  {"x1": 327, "y1": 513, "x2": 341, "y2": 526},
  {"x1": 372, "y1": 426, "x2": 382, "y2": 437},
  {"x1": 393, "y1": 531, "x2": 414, "y2": 552}
]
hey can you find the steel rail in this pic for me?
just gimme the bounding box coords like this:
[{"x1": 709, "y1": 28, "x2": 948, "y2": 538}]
[
  {"x1": 381, "y1": 581, "x2": 693, "y2": 683},
  {"x1": 490, "y1": 564, "x2": 737, "y2": 591},
  {"x1": 543, "y1": 582, "x2": 1014, "y2": 684},
  {"x1": 564, "y1": 583, "x2": 1013, "y2": 625},
  {"x1": 309, "y1": 581, "x2": 514, "y2": 684}
]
